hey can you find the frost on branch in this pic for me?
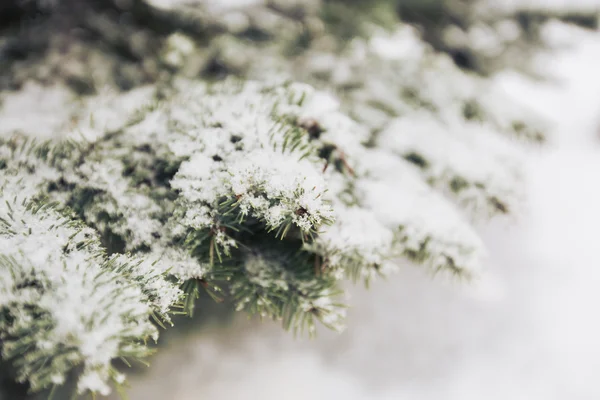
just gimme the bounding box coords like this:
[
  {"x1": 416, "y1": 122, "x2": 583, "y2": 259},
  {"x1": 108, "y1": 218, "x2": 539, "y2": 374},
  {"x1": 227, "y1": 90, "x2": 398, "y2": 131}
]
[
  {"x1": 0, "y1": 186, "x2": 181, "y2": 396},
  {"x1": 378, "y1": 112, "x2": 524, "y2": 217},
  {"x1": 198, "y1": 19, "x2": 546, "y2": 219},
  {"x1": 168, "y1": 81, "x2": 334, "y2": 239},
  {"x1": 155, "y1": 80, "x2": 485, "y2": 297},
  {"x1": 354, "y1": 149, "x2": 486, "y2": 278},
  {"x1": 0, "y1": 0, "x2": 555, "y2": 397},
  {"x1": 0, "y1": 70, "x2": 540, "y2": 397}
]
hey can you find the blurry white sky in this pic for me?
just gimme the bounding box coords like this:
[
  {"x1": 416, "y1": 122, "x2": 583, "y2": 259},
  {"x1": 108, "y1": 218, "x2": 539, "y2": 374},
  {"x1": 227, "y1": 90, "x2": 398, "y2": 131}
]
[{"x1": 117, "y1": 20, "x2": 600, "y2": 400}]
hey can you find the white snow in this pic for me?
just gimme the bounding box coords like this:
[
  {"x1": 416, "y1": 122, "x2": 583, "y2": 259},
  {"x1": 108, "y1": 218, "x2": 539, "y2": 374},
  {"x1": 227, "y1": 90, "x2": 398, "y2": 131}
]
[{"x1": 115, "y1": 21, "x2": 600, "y2": 400}]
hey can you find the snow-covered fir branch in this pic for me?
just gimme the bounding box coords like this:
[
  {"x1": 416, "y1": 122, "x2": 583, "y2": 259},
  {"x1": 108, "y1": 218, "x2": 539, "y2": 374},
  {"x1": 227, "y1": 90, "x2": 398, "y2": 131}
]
[
  {"x1": 0, "y1": 0, "x2": 553, "y2": 397},
  {"x1": 0, "y1": 184, "x2": 181, "y2": 396}
]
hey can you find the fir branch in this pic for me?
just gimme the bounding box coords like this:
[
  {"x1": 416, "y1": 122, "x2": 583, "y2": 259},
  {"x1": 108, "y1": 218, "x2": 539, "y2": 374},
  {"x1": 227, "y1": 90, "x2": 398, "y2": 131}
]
[{"x1": 0, "y1": 193, "x2": 181, "y2": 397}]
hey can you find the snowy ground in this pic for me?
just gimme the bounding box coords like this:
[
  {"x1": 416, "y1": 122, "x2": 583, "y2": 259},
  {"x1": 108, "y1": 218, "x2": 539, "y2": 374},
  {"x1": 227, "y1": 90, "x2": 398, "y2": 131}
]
[{"x1": 110, "y1": 21, "x2": 600, "y2": 400}]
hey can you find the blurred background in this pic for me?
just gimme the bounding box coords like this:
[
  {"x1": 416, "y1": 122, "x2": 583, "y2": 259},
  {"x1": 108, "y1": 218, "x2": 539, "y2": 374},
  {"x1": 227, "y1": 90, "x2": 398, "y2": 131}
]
[{"x1": 2, "y1": 0, "x2": 600, "y2": 399}]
